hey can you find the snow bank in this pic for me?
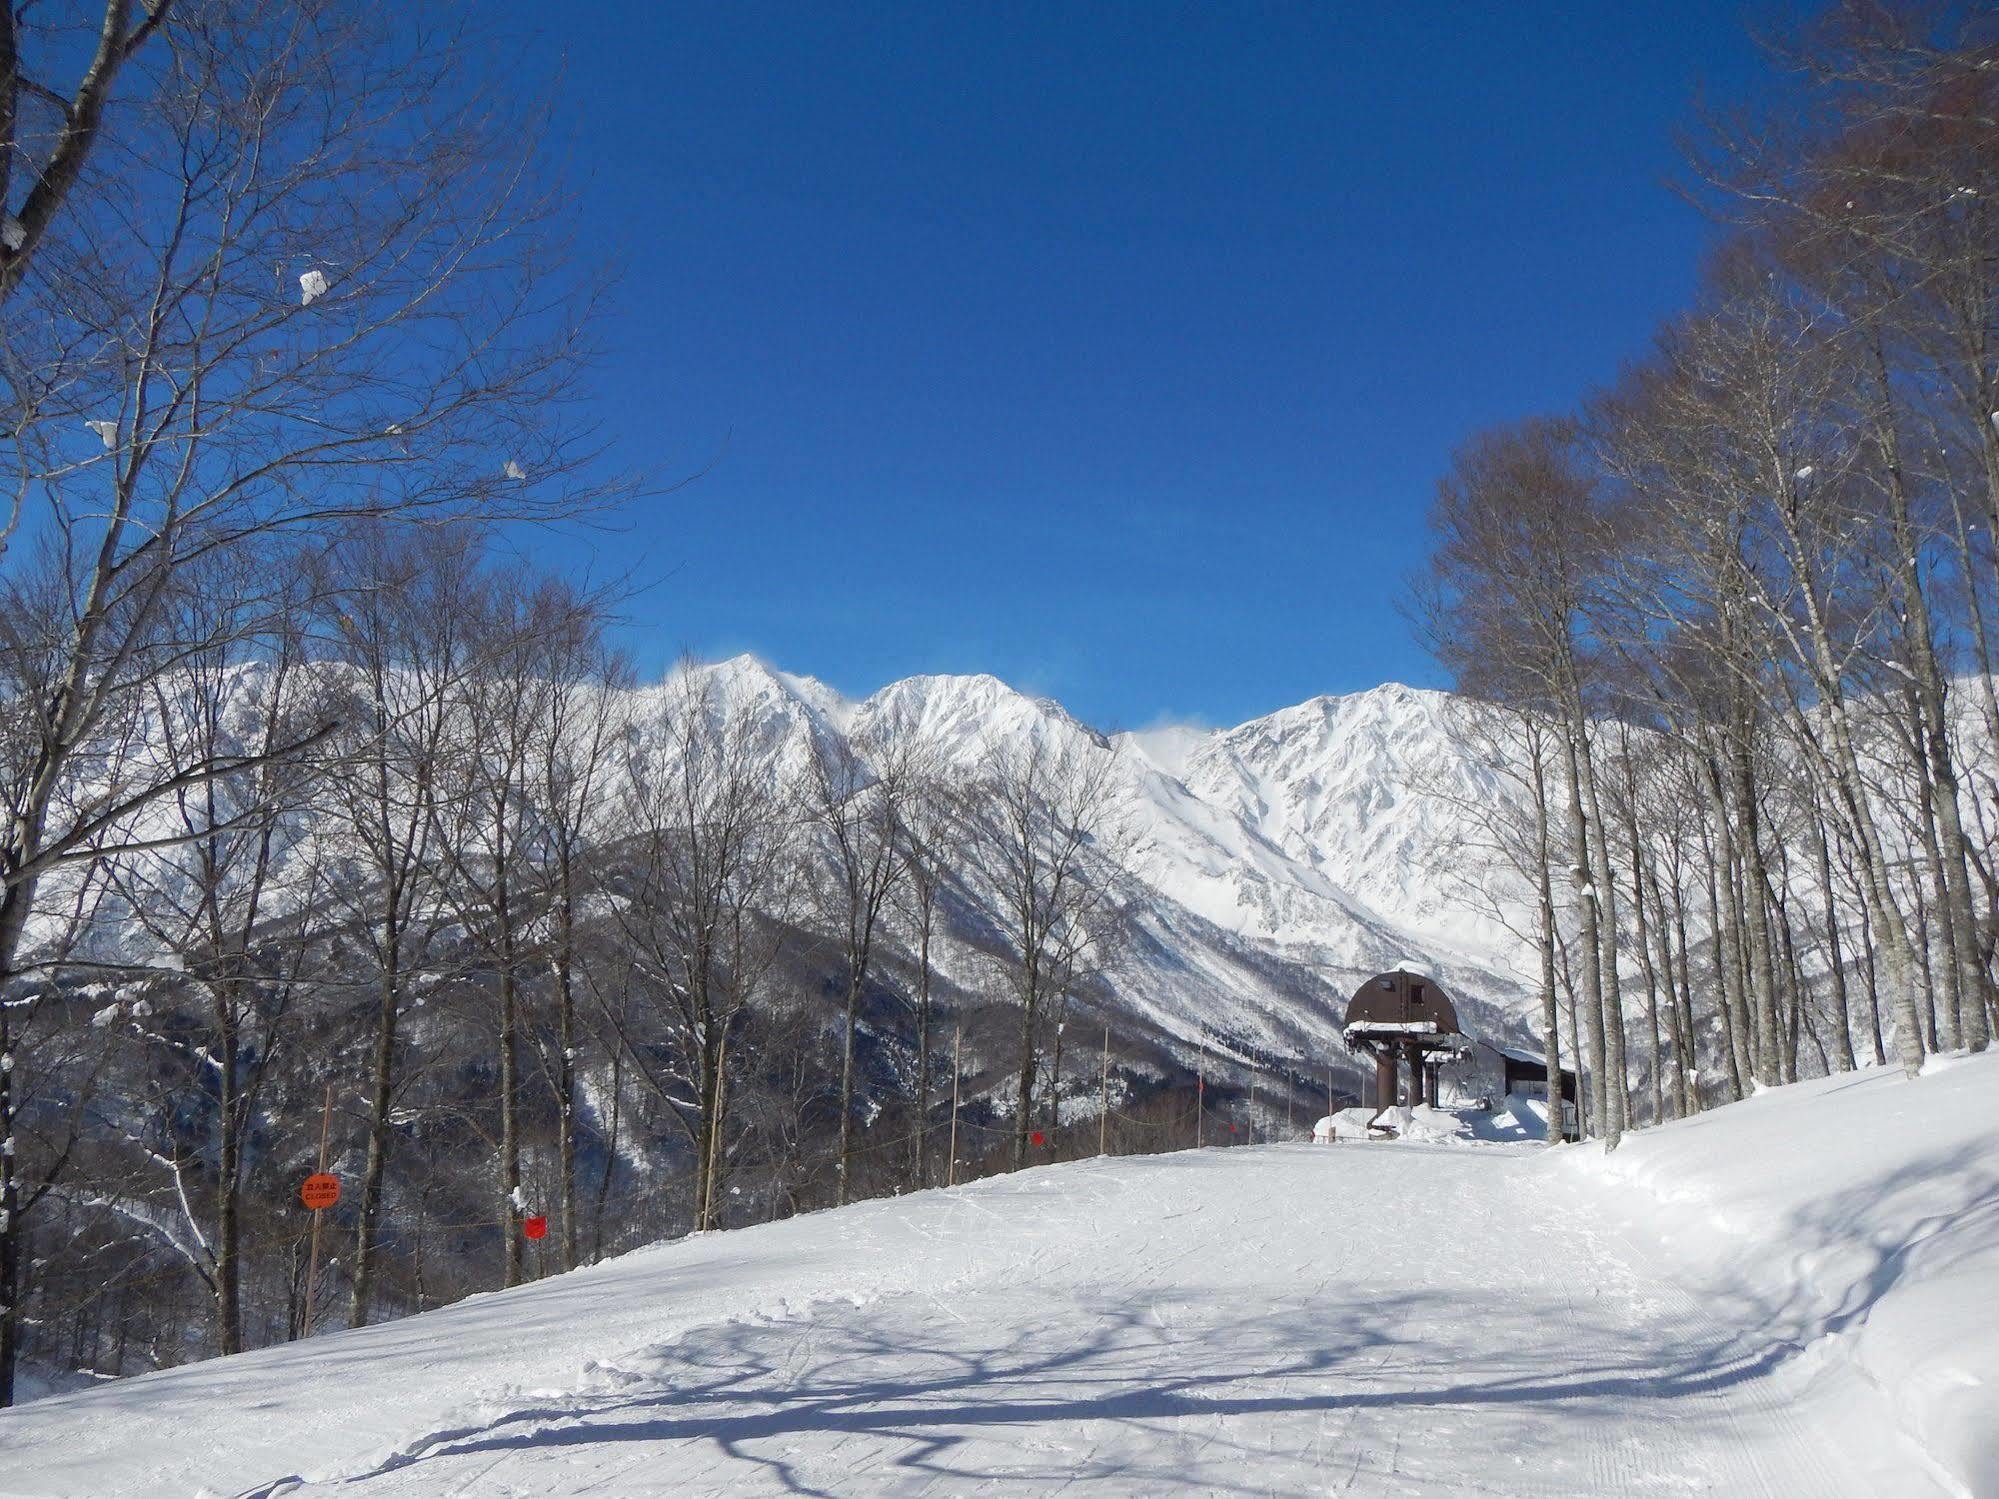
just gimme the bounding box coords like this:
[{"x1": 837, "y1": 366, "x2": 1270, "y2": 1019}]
[
  {"x1": 1313, "y1": 1106, "x2": 1382, "y2": 1140},
  {"x1": 1563, "y1": 1051, "x2": 1999, "y2": 1495},
  {"x1": 1315, "y1": 1103, "x2": 1520, "y2": 1145}
]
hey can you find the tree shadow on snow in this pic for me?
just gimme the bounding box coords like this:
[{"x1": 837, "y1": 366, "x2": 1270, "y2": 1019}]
[{"x1": 342, "y1": 1280, "x2": 1822, "y2": 1496}]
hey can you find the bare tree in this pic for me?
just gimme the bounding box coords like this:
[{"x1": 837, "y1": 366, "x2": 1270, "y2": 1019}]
[
  {"x1": 608, "y1": 666, "x2": 799, "y2": 1233},
  {"x1": 0, "y1": 2, "x2": 618, "y2": 1388},
  {"x1": 1423, "y1": 416, "x2": 1628, "y2": 1144},
  {"x1": 807, "y1": 725, "x2": 921, "y2": 1206},
  {"x1": 310, "y1": 525, "x2": 491, "y2": 1329},
  {"x1": 526, "y1": 602, "x2": 632, "y2": 1270},
  {"x1": 95, "y1": 560, "x2": 324, "y2": 1355},
  {"x1": 894, "y1": 766, "x2": 955, "y2": 1187},
  {"x1": 0, "y1": 0, "x2": 174, "y2": 305},
  {"x1": 964, "y1": 731, "x2": 1128, "y2": 1169}
]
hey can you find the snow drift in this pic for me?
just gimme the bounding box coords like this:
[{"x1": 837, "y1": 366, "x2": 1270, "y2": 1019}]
[{"x1": 1566, "y1": 1051, "x2": 1999, "y2": 1495}]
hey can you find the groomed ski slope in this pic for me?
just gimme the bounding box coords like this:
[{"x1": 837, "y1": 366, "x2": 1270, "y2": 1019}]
[{"x1": 3, "y1": 1054, "x2": 1993, "y2": 1498}]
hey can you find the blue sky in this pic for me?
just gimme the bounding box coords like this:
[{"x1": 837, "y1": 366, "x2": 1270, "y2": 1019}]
[{"x1": 501, "y1": 2, "x2": 1786, "y2": 730}]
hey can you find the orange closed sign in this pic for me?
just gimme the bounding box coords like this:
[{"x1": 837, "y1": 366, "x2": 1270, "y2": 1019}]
[{"x1": 300, "y1": 1172, "x2": 340, "y2": 1211}]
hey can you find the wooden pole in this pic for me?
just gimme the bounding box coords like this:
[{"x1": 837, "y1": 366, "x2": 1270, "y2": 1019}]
[
  {"x1": 1247, "y1": 1072, "x2": 1257, "y2": 1144},
  {"x1": 1098, "y1": 1023, "x2": 1110, "y2": 1157},
  {"x1": 947, "y1": 1026, "x2": 962, "y2": 1188},
  {"x1": 1196, "y1": 1034, "x2": 1206, "y2": 1149},
  {"x1": 701, "y1": 1025, "x2": 729, "y2": 1232},
  {"x1": 301, "y1": 1082, "x2": 334, "y2": 1338},
  {"x1": 1327, "y1": 1062, "x2": 1335, "y2": 1118}
]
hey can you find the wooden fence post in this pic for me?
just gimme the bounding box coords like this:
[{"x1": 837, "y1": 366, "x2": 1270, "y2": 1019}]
[
  {"x1": 1099, "y1": 1023, "x2": 1111, "y2": 1157},
  {"x1": 301, "y1": 1082, "x2": 334, "y2": 1338},
  {"x1": 1196, "y1": 1033, "x2": 1207, "y2": 1150},
  {"x1": 948, "y1": 1026, "x2": 962, "y2": 1188}
]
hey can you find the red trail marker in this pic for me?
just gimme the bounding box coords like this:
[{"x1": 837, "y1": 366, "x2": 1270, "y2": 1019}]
[{"x1": 523, "y1": 1215, "x2": 548, "y2": 1241}]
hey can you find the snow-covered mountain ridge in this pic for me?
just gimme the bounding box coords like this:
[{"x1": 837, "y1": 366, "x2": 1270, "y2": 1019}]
[
  {"x1": 53, "y1": 652, "x2": 1538, "y2": 1082},
  {"x1": 685, "y1": 655, "x2": 1537, "y2": 1067}
]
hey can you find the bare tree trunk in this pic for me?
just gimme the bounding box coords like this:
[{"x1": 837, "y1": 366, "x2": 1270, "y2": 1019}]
[
  {"x1": 836, "y1": 972, "x2": 862, "y2": 1207},
  {"x1": 1641, "y1": 840, "x2": 1688, "y2": 1118},
  {"x1": 214, "y1": 1001, "x2": 243, "y2": 1355},
  {"x1": 0, "y1": 882, "x2": 27, "y2": 1405},
  {"x1": 911, "y1": 914, "x2": 932, "y2": 1187},
  {"x1": 497, "y1": 929, "x2": 522, "y2": 1289},
  {"x1": 1667, "y1": 860, "x2": 1699, "y2": 1113},
  {"x1": 1870, "y1": 341, "x2": 1990, "y2": 1053},
  {"x1": 1810, "y1": 800, "x2": 1858, "y2": 1072},
  {"x1": 1778, "y1": 865, "x2": 1829, "y2": 1078},
  {"x1": 1911, "y1": 877, "x2": 1940, "y2": 1054},
  {"x1": 698, "y1": 1015, "x2": 724, "y2": 1230},
  {"x1": 1698, "y1": 753, "x2": 1751, "y2": 1098},
  {"x1": 554, "y1": 884, "x2": 580, "y2": 1271},
  {"x1": 1617, "y1": 741, "x2": 1664, "y2": 1124},
  {"x1": 1013, "y1": 975, "x2": 1039, "y2": 1170},
  {"x1": 350, "y1": 934, "x2": 402, "y2": 1329},
  {"x1": 1729, "y1": 737, "x2": 1785, "y2": 1085},
  {"x1": 592, "y1": 1051, "x2": 621, "y2": 1264},
  {"x1": 1560, "y1": 725, "x2": 1612, "y2": 1144},
  {"x1": 1575, "y1": 729, "x2": 1630, "y2": 1138},
  {"x1": 1529, "y1": 722, "x2": 1563, "y2": 1145},
  {"x1": 1045, "y1": 1003, "x2": 1066, "y2": 1140}
]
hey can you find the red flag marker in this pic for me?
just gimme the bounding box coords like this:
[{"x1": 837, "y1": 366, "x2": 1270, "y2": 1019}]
[
  {"x1": 1030, "y1": 1130, "x2": 1046, "y2": 1147},
  {"x1": 523, "y1": 1215, "x2": 548, "y2": 1241}
]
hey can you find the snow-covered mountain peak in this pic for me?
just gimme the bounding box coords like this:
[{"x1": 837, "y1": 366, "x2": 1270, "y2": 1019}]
[{"x1": 689, "y1": 653, "x2": 850, "y2": 724}]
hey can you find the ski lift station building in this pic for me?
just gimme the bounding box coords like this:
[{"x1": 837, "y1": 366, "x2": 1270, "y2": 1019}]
[
  {"x1": 1341, "y1": 968, "x2": 1467, "y2": 1110},
  {"x1": 1341, "y1": 968, "x2": 1580, "y2": 1140}
]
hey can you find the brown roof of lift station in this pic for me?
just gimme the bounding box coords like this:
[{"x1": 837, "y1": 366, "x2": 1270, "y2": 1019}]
[
  {"x1": 1344, "y1": 969, "x2": 1463, "y2": 1113},
  {"x1": 1343, "y1": 969, "x2": 1462, "y2": 1039}
]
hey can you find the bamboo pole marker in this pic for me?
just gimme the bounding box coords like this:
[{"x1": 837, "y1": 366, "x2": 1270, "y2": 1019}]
[
  {"x1": 300, "y1": 1082, "x2": 335, "y2": 1338},
  {"x1": 1248, "y1": 1072, "x2": 1257, "y2": 1143},
  {"x1": 701, "y1": 1024, "x2": 730, "y2": 1231},
  {"x1": 1196, "y1": 1033, "x2": 1207, "y2": 1149},
  {"x1": 948, "y1": 1026, "x2": 962, "y2": 1188},
  {"x1": 1098, "y1": 1023, "x2": 1111, "y2": 1157}
]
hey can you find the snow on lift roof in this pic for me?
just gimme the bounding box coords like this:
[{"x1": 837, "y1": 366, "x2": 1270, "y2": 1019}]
[{"x1": 1490, "y1": 1041, "x2": 1570, "y2": 1069}]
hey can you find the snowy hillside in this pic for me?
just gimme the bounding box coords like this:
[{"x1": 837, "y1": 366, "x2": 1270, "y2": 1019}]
[{"x1": 5, "y1": 1051, "x2": 1990, "y2": 1496}]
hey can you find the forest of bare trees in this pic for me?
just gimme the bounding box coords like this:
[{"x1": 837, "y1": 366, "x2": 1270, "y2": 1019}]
[
  {"x1": 0, "y1": 0, "x2": 1164, "y2": 1405},
  {"x1": 1420, "y1": 3, "x2": 1999, "y2": 1148}
]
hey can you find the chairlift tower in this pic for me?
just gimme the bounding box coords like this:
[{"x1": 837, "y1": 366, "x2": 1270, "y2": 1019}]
[{"x1": 1342, "y1": 968, "x2": 1467, "y2": 1123}]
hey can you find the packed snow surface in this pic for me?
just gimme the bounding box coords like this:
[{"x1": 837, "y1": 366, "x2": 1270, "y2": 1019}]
[{"x1": 3, "y1": 1054, "x2": 1992, "y2": 1496}]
